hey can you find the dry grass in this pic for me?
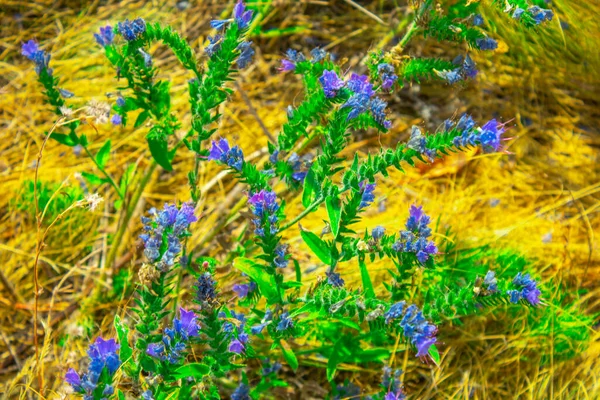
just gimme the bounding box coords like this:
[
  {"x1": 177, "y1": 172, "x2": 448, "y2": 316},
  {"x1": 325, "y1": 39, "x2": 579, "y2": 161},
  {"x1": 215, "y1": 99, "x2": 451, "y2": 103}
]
[{"x1": 0, "y1": 0, "x2": 599, "y2": 399}]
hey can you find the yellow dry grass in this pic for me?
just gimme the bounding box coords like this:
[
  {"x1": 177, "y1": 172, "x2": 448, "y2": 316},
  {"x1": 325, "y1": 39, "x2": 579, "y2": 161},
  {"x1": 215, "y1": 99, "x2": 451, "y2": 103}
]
[{"x1": 0, "y1": 0, "x2": 599, "y2": 399}]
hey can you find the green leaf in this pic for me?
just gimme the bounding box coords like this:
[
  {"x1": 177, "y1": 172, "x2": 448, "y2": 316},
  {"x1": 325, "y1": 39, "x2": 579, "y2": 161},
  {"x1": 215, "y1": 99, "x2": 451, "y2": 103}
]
[
  {"x1": 134, "y1": 111, "x2": 150, "y2": 128},
  {"x1": 429, "y1": 344, "x2": 441, "y2": 366},
  {"x1": 173, "y1": 363, "x2": 210, "y2": 379},
  {"x1": 325, "y1": 194, "x2": 341, "y2": 238},
  {"x1": 50, "y1": 132, "x2": 78, "y2": 146},
  {"x1": 302, "y1": 166, "x2": 319, "y2": 208},
  {"x1": 114, "y1": 315, "x2": 133, "y2": 366},
  {"x1": 96, "y1": 139, "x2": 111, "y2": 169},
  {"x1": 300, "y1": 230, "x2": 332, "y2": 265},
  {"x1": 81, "y1": 171, "x2": 108, "y2": 186},
  {"x1": 358, "y1": 258, "x2": 375, "y2": 299},
  {"x1": 233, "y1": 257, "x2": 280, "y2": 304},
  {"x1": 147, "y1": 129, "x2": 173, "y2": 171},
  {"x1": 327, "y1": 338, "x2": 348, "y2": 382},
  {"x1": 278, "y1": 340, "x2": 298, "y2": 372}
]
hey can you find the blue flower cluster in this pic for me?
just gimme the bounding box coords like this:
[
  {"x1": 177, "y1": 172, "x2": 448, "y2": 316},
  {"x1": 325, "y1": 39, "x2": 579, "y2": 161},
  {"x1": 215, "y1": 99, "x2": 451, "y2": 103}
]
[
  {"x1": 377, "y1": 63, "x2": 398, "y2": 91},
  {"x1": 476, "y1": 37, "x2": 498, "y2": 51},
  {"x1": 407, "y1": 125, "x2": 436, "y2": 162},
  {"x1": 21, "y1": 40, "x2": 52, "y2": 75},
  {"x1": 233, "y1": 280, "x2": 257, "y2": 298},
  {"x1": 359, "y1": 181, "x2": 376, "y2": 210},
  {"x1": 248, "y1": 190, "x2": 280, "y2": 237},
  {"x1": 343, "y1": 73, "x2": 376, "y2": 121},
  {"x1": 236, "y1": 41, "x2": 254, "y2": 69},
  {"x1": 326, "y1": 271, "x2": 345, "y2": 287},
  {"x1": 344, "y1": 73, "x2": 392, "y2": 128},
  {"x1": 65, "y1": 337, "x2": 121, "y2": 399},
  {"x1": 276, "y1": 311, "x2": 294, "y2": 332},
  {"x1": 319, "y1": 70, "x2": 345, "y2": 98},
  {"x1": 372, "y1": 226, "x2": 385, "y2": 240},
  {"x1": 384, "y1": 301, "x2": 437, "y2": 357},
  {"x1": 392, "y1": 205, "x2": 438, "y2": 264},
  {"x1": 436, "y1": 54, "x2": 478, "y2": 84},
  {"x1": 269, "y1": 150, "x2": 311, "y2": 182},
  {"x1": 220, "y1": 310, "x2": 250, "y2": 354},
  {"x1": 196, "y1": 272, "x2": 217, "y2": 303},
  {"x1": 205, "y1": 35, "x2": 222, "y2": 56},
  {"x1": 507, "y1": 272, "x2": 541, "y2": 306},
  {"x1": 147, "y1": 308, "x2": 200, "y2": 364},
  {"x1": 380, "y1": 367, "x2": 406, "y2": 400},
  {"x1": 512, "y1": 6, "x2": 554, "y2": 24},
  {"x1": 94, "y1": 25, "x2": 115, "y2": 47},
  {"x1": 279, "y1": 47, "x2": 327, "y2": 72},
  {"x1": 274, "y1": 244, "x2": 289, "y2": 268},
  {"x1": 447, "y1": 114, "x2": 508, "y2": 153},
  {"x1": 251, "y1": 308, "x2": 273, "y2": 334},
  {"x1": 483, "y1": 270, "x2": 498, "y2": 293},
  {"x1": 139, "y1": 202, "x2": 198, "y2": 271},
  {"x1": 317, "y1": 71, "x2": 392, "y2": 128},
  {"x1": 211, "y1": 0, "x2": 253, "y2": 30},
  {"x1": 261, "y1": 358, "x2": 282, "y2": 376},
  {"x1": 231, "y1": 383, "x2": 251, "y2": 400},
  {"x1": 117, "y1": 18, "x2": 146, "y2": 41},
  {"x1": 208, "y1": 138, "x2": 245, "y2": 171}
]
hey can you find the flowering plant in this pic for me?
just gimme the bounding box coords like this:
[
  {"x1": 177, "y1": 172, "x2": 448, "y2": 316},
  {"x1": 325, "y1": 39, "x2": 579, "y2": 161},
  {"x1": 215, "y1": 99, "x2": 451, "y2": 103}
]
[{"x1": 19, "y1": 1, "x2": 588, "y2": 399}]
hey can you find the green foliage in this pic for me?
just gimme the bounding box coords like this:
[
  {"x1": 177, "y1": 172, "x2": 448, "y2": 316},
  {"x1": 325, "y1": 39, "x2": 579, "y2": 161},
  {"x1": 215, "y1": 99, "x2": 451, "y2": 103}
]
[{"x1": 11, "y1": 179, "x2": 85, "y2": 222}]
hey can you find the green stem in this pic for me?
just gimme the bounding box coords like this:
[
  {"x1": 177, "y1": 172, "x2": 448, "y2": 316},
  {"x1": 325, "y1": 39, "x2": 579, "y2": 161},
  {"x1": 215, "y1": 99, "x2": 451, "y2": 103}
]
[
  {"x1": 82, "y1": 145, "x2": 124, "y2": 199},
  {"x1": 391, "y1": 0, "x2": 433, "y2": 53}
]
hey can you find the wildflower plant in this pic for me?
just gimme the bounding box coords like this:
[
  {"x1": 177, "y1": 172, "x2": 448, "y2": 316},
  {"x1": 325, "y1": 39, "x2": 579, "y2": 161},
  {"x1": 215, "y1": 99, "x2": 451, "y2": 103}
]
[{"x1": 19, "y1": 0, "x2": 592, "y2": 399}]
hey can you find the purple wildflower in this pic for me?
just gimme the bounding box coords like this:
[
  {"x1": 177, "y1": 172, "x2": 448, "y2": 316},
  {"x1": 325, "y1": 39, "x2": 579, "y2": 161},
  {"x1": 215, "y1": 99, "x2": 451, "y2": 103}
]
[
  {"x1": 319, "y1": 70, "x2": 344, "y2": 98},
  {"x1": 476, "y1": 37, "x2": 498, "y2": 51},
  {"x1": 407, "y1": 126, "x2": 436, "y2": 162},
  {"x1": 228, "y1": 339, "x2": 245, "y2": 354},
  {"x1": 483, "y1": 270, "x2": 498, "y2": 292},
  {"x1": 342, "y1": 74, "x2": 375, "y2": 119},
  {"x1": 393, "y1": 205, "x2": 437, "y2": 264},
  {"x1": 385, "y1": 303, "x2": 437, "y2": 358},
  {"x1": 368, "y1": 97, "x2": 392, "y2": 129},
  {"x1": 204, "y1": 35, "x2": 223, "y2": 57},
  {"x1": 210, "y1": 20, "x2": 229, "y2": 30},
  {"x1": 248, "y1": 190, "x2": 280, "y2": 236},
  {"x1": 147, "y1": 308, "x2": 200, "y2": 364},
  {"x1": 233, "y1": 283, "x2": 252, "y2": 298},
  {"x1": 358, "y1": 181, "x2": 376, "y2": 210},
  {"x1": 478, "y1": 119, "x2": 506, "y2": 153},
  {"x1": 208, "y1": 138, "x2": 245, "y2": 171},
  {"x1": 236, "y1": 41, "x2": 254, "y2": 68},
  {"x1": 528, "y1": 6, "x2": 554, "y2": 25},
  {"x1": 59, "y1": 89, "x2": 74, "y2": 98},
  {"x1": 310, "y1": 47, "x2": 327, "y2": 63},
  {"x1": 381, "y1": 367, "x2": 405, "y2": 400},
  {"x1": 21, "y1": 39, "x2": 51, "y2": 75},
  {"x1": 513, "y1": 8, "x2": 525, "y2": 19},
  {"x1": 111, "y1": 114, "x2": 122, "y2": 125},
  {"x1": 326, "y1": 271, "x2": 345, "y2": 287},
  {"x1": 473, "y1": 14, "x2": 484, "y2": 26},
  {"x1": 94, "y1": 25, "x2": 115, "y2": 47},
  {"x1": 118, "y1": 18, "x2": 146, "y2": 41},
  {"x1": 279, "y1": 59, "x2": 296, "y2": 72},
  {"x1": 231, "y1": 383, "x2": 250, "y2": 400},
  {"x1": 66, "y1": 337, "x2": 120, "y2": 397},
  {"x1": 196, "y1": 272, "x2": 217, "y2": 303},
  {"x1": 372, "y1": 226, "x2": 385, "y2": 240},
  {"x1": 448, "y1": 114, "x2": 508, "y2": 153},
  {"x1": 274, "y1": 244, "x2": 289, "y2": 268},
  {"x1": 139, "y1": 202, "x2": 197, "y2": 269},
  {"x1": 276, "y1": 312, "x2": 293, "y2": 331},
  {"x1": 233, "y1": 0, "x2": 253, "y2": 29},
  {"x1": 508, "y1": 272, "x2": 541, "y2": 306},
  {"x1": 377, "y1": 63, "x2": 398, "y2": 91}
]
